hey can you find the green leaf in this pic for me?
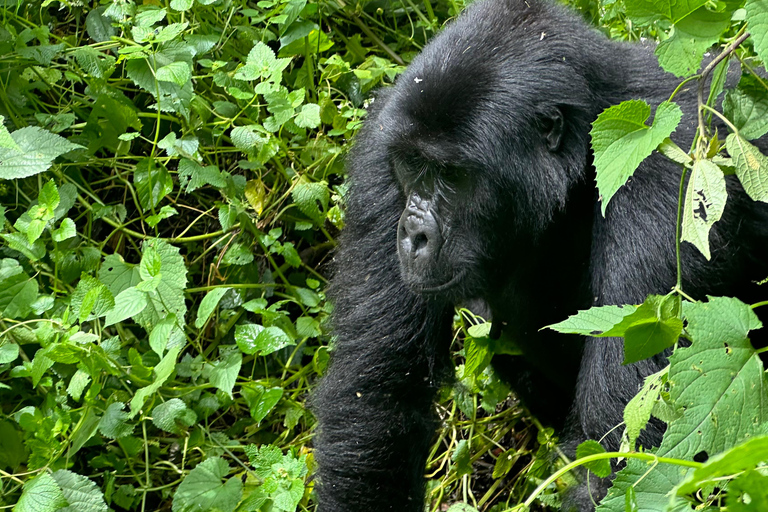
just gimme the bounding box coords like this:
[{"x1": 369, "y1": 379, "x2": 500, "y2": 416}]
[
  {"x1": 98, "y1": 402, "x2": 134, "y2": 439},
  {"x1": 623, "y1": 366, "x2": 667, "y2": 449},
  {"x1": 746, "y1": 0, "x2": 768, "y2": 66},
  {"x1": 591, "y1": 100, "x2": 682, "y2": 215},
  {"x1": 152, "y1": 398, "x2": 196, "y2": 433},
  {"x1": 654, "y1": 7, "x2": 732, "y2": 77},
  {"x1": 208, "y1": 348, "x2": 242, "y2": 398},
  {"x1": 726, "y1": 133, "x2": 768, "y2": 202},
  {"x1": 681, "y1": 159, "x2": 727, "y2": 260},
  {"x1": 99, "y1": 254, "x2": 141, "y2": 297},
  {"x1": 235, "y1": 324, "x2": 294, "y2": 356},
  {"x1": 294, "y1": 103, "x2": 321, "y2": 128},
  {"x1": 134, "y1": 159, "x2": 173, "y2": 211},
  {"x1": 0, "y1": 271, "x2": 38, "y2": 319},
  {"x1": 0, "y1": 127, "x2": 83, "y2": 180},
  {"x1": 85, "y1": 6, "x2": 116, "y2": 43},
  {"x1": 0, "y1": 343, "x2": 19, "y2": 364},
  {"x1": 241, "y1": 384, "x2": 283, "y2": 423},
  {"x1": 148, "y1": 314, "x2": 185, "y2": 356},
  {"x1": 104, "y1": 287, "x2": 148, "y2": 326},
  {"x1": 172, "y1": 457, "x2": 243, "y2": 512},
  {"x1": 676, "y1": 436, "x2": 768, "y2": 495},
  {"x1": 291, "y1": 179, "x2": 329, "y2": 224},
  {"x1": 156, "y1": 61, "x2": 192, "y2": 86},
  {"x1": 52, "y1": 218, "x2": 77, "y2": 242},
  {"x1": 71, "y1": 274, "x2": 115, "y2": 322},
  {"x1": 546, "y1": 304, "x2": 637, "y2": 335},
  {"x1": 598, "y1": 297, "x2": 767, "y2": 511},
  {"x1": 170, "y1": 0, "x2": 194, "y2": 11},
  {"x1": 146, "y1": 205, "x2": 178, "y2": 228},
  {"x1": 729, "y1": 469, "x2": 768, "y2": 511},
  {"x1": 195, "y1": 287, "x2": 230, "y2": 328},
  {"x1": 38, "y1": 180, "x2": 60, "y2": 211},
  {"x1": 129, "y1": 346, "x2": 181, "y2": 417},
  {"x1": 13, "y1": 472, "x2": 67, "y2": 512},
  {"x1": 575, "y1": 440, "x2": 612, "y2": 478},
  {"x1": 134, "y1": 239, "x2": 188, "y2": 331},
  {"x1": 235, "y1": 42, "x2": 291, "y2": 82},
  {"x1": 723, "y1": 74, "x2": 768, "y2": 141},
  {"x1": 464, "y1": 338, "x2": 492, "y2": 377},
  {"x1": 452, "y1": 440, "x2": 472, "y2": 476},
  {"x1": 51, "y1": 470, "x2": 108, "y2": 512},
  {"x1": 177, "y1": 159, "x2": 225, "y2": 193}
]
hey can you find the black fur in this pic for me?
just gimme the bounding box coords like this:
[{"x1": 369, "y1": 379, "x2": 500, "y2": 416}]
[{"x1": 312, "y1": 0, "x2": 768, "y2": 510}]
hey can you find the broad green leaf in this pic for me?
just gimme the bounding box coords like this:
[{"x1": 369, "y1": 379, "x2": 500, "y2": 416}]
[
  {"x1": 598, "y1": 297, "x2": 767, "y2": 511},
  {"x1": 0, "y1": 271, "x2": 38, "y2": 319},
  {"x1": 152, "y1": 398, "x2": 196, "y2": 433},
  {"x1": 148, "y1": 314, "x2": 185, "y2": 356},
  {"x1": 655, "y1": 8, "x2": 732, "y2": 77},
  {"x1": 234, "y1": 42, "x2": 291, "y2": 82},
  {"x1": 38, "y1": 180, "x2": 60, "y2": 211},
  {"x1": 575, "y1": 440, "x2": 611, "y2": 478},
  {"x1": 172, "y1": 457, "x2": 243, "y2": 512},
  {"x1": 546, "y1": 304, "x2": 637, "y2": 335},
  {"x1": 52, "y1": 218, "x2": 76, "y2": 242},
  {"x1": 13, "y1": 472, "x2": 66, "y2": 512},
  {"x1": 170, "y1": 0, "x2": 194, "y2": 11},
  {"x1": 452, "y1": 439, "x2": 472, "y2": 477},
  {"x1": 0, "y1": 343, "x2": 19, "y2": 364},
  {"x1": 51, "y1": 470, "x2": 108, "y2": 512},
  {"x1": 134, "y1": 239, "x2": 188, "y2": 331},
  {"x1": 67, "y1": 370, "x2": 91, "y2": 401},
  {"x1": 681, "y1": 159, "x2": 727, "y2": 260},
  {"x1": 241, "y1": 384, "x2": 283, "y2": 423},
  {"x1": 1, "y1": 232, "x2": 46, "y2": 261},
  {"x1": 464, "y1": 338, "x2": 492, "y2": 377},
  {"x1": 746, "y1": 0, "x2": 768, "y2": 65},
  {"x1": 71, "y1": 274, "x2": 115, "y2": 322},
  {"x1": 623, "y1": 366, "x2": 667, "y2": 449},
  {"x1": 291, "y1": 179, "x2": 329, "y2": 224},
  {"x1": 99, "y1": 254, "x2": 141, "y2": 297},
  {"x1": 134, "y1": 159, "x2": 173, "y2": 211},
  {"x1": 104, "y1": 287, "x2": 147, "y2": 326},
  {"x1": 726, "y1": 133, "x2": 768, "y2": 202},
  {"x1": 156, "y1": 61, "x2": 192, "y2": 86},
  {"x1": 0, "y1": 127, "x2": 83, "y2": 180},
  {"x1": 591, "y1": 100, "x2": 682, "y2": 215},
  {"x1": 676, "y1": 436, "x2": 768, "y2": 495},
  {"x1": 177, "y1": 159, "x2": 225, "y2": 193},
  {"x1": 134, "y1": 7, "x2": 166, "y2": 26},
  {"x1": 145, "y1": 205, "x2": 178, "y2": 227},
  {"x1": 85, "y1": 6, "x2": 116, "y2": 42},
  {"x1": 723, "y1": 74, "x2": 768, "y2": 141},
  {"x1": 98, "y1": 402, "x2": 134, "y2": 439},
  {"x1": 195, "y1": 287, "x2": 230, "y2": 328},
  {"x1": 208, "y1": 348, "x2": 242, "y2": 398},
  {"x1": 235, "y1": 324, "x2": 294, "y2": 356},
  {"x1": 294, "y1": 103, "x2": 321, "y2": 128},
  {"x1": 729, "y1": 470, "x2": 768, "y2": 511},
  {"x1": 129, "y1": 346, "x2": 181, "y2": 417}
]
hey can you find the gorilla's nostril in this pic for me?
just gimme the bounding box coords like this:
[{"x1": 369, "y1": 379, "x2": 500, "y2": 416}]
[{"x1": 413, "y1": 233, "x2": 428, "y2": 253}]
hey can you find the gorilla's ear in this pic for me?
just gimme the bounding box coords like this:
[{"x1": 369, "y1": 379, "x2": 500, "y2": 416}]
[{"x1": 539, "y1": 107, "x2": 564, "y2": 152}]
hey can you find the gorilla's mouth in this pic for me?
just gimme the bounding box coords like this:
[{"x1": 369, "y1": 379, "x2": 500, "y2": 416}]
[{"x1": 415, "y1": 269, "x2": 467, "y2": 294}]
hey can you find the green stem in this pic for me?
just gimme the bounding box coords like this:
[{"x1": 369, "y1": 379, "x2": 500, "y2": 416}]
[
  {"x1": 675, "y1": 165, "x2": 688, "y2": 290},
  {"x1": 517, "y1": 451, "x2": 702, "y2": 510}
]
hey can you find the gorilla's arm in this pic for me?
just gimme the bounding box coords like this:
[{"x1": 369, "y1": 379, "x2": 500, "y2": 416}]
[{"x1": 312, "y1": 115, "x2": 454, "y2": 512}]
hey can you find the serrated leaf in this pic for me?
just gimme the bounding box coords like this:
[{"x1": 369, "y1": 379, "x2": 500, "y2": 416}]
[
  {"x1": 726, "y1": 133, "x2": 768, "y2": 202},
  {"x1": 133, "y1": 239, "x2": 188, "y2": 331},
  {"x1": 676, "y1": 436, "x2": 768, "y2": 495},
  {"x1": 241, "y1": 384, "x2": 283, "y2": 423},
  {"x1": 746, "y1": 0, "x2": 768, "y2": 65},
  {"x1": 576, "y1": 440, "x2": 612, "y2": 478},
  {"x1": 177, "y1": 159, "x2": 225, "y2": 193},
  {"x1": 85, "y1": 6, "x2": 116, "y2": 43},
  {"x1": 681, "y1": 159, "x2": 726, "y2": 260},
  {"x1": 51, "y1": 470, "x2": 108, "y2": 512},
  {"x1": 591, "y1": 100, "x2": 682, "y2": 215},
  {"x1": 546, "y1": 304, "x2": 637, "y2": 335},
  {"x1": 0, "y1": 343, "x2": 19, "y2": 364},
  {"x1": 152, "y1": 398, "x2": 195, "y2": 433},
  {"x1": 623, "y1": 366, "x2": 667, "y2": 449},
  {"x1": 172, "y1": 457, "x2": 243, "y2": 512},
  {"x1": 291, "y1": 179, "x2": 329, "y2": 224},
  {"x1": 208, "y1": 348, "x2": 241, "y2": 398},
  {"x1": 235, "y1": 324, "x2": 294, "y2": 356},
  {"x1": 294, "y1": 103, "x2": 321, "y2": 128},
  {"x1": 98, "y1": 402, "x2": 134, "y2": 439},
  {"x1": 71, "y1": 274, "x2": 115, "y2": 322},
  {"x1": 134, "y1": 158, "x2": 173, "y2": 211},
  {"x1": 598, "y1": 297, "x2": 767, "y2": 512},
  {"x1": 129, "y1": 346, "x2": 181, "y2": 417},
  {"x1": 104, "y1": 287, "x2": 147, "y2": 326},
  {"x1": 723, "y1": 74, "x2": 768, "y2": 141},
  {"x1": 195, "y1": 287, "x2": 230, "y2": 328},
  {"x1": 170, "y1": 0, "x2": 194, "y2": 11},
  {"x1": 156, "y1": 61, "x2": 192, "y2": 86},
  {"x1": 13, "y1": 472, "x2": 67, "y2": 512},
  {"x1": 0, "y1": 127, "x2": 83, "y2": 180},
  {"x1": 52, "y1": 218, "x2": 76, "y2": 242}
]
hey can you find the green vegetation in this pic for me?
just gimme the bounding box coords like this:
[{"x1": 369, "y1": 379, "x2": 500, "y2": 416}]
[{"x1": 1, "y1": 0, "x2": 768, "y2": 510}]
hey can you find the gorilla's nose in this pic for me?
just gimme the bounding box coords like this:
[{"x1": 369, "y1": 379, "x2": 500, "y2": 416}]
[{"x1": 397, "y1": 208, "x2": 442, "y2": 263}]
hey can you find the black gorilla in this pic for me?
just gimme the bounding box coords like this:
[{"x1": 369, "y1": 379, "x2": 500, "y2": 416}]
[{"x1": 312, "y1": 0, "x2": 768, "y2": 510}]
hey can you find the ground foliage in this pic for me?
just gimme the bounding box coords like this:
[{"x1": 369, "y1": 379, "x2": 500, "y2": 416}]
[{"x1": 2, "y1": 0, "x2": 768, "y2": 510}]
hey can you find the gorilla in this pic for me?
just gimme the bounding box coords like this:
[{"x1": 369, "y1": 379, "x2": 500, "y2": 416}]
[{"x1": 312, "y1": 0, "x2": 768, "y2": 510}]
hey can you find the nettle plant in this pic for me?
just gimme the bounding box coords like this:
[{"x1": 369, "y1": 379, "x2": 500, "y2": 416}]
[
  {"x1": 0, "y1": 0, "x2": 458, "y2": 508},
  {"x1": 502, "y1": 1, "x2": 768, "y2": 510}
]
